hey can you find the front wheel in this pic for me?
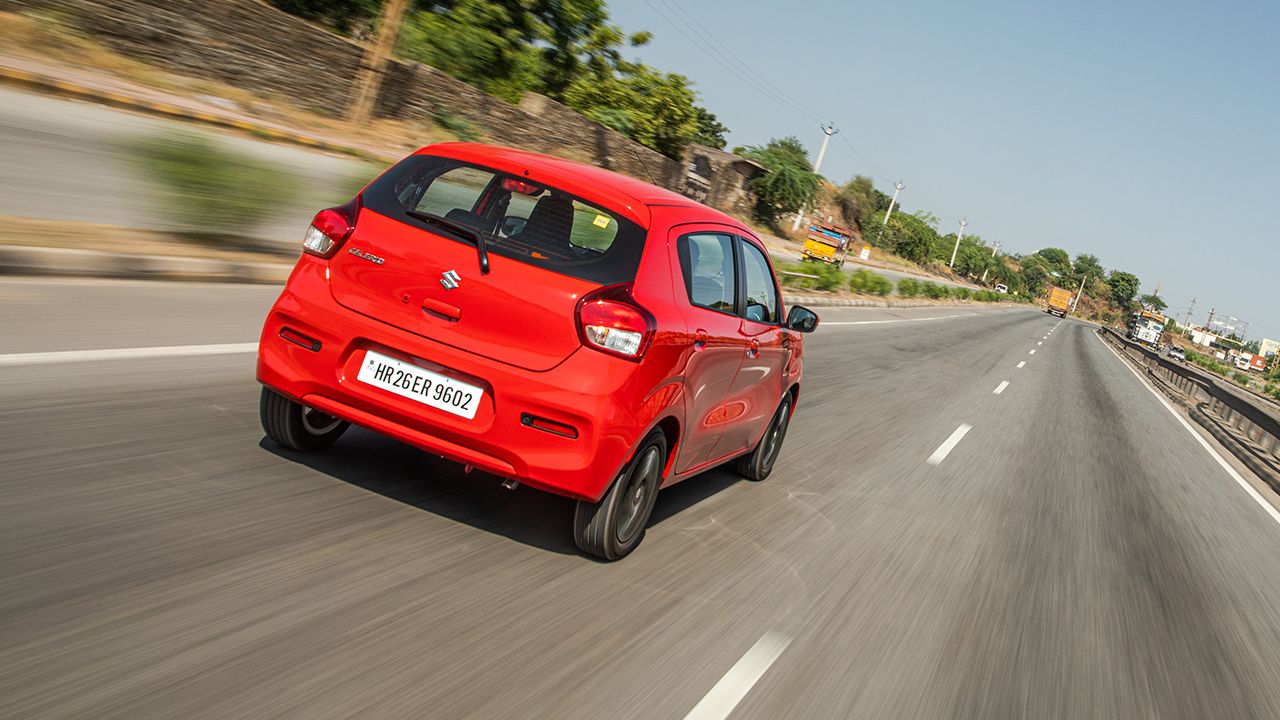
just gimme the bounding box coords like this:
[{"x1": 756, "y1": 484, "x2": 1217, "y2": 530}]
[
  {"x1": 260, "y1": 387, "x2": 349, "y2": 452},
  {"x1": 737, "y1": 394, "x2": 793, "y2": 481},
  {"x1": 574, "y1": 430, "x2": 667, "y2": 561}
]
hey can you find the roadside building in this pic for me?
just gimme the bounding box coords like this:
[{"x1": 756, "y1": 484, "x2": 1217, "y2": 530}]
[{"x1": 1260, "y1": 337, "x2": 1280, "y2": 358}]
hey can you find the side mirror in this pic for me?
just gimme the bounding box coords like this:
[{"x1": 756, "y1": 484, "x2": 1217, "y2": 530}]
[{"x1": 786, "y1": 305, "x2": 819, "y2": 333}]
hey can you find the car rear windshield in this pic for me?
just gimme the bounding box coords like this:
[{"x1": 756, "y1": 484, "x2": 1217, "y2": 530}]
[{"x1": 361, "y1": 154, "x2": 647, "y2": 285}]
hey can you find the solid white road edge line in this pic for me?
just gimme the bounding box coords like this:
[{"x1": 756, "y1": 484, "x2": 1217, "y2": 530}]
[
  {"x1": 993, "y1": 381, "x2": 1010, "y2": 395},
  {"x1": 1017, "y1": 361, "x2": 1027, "y2": 368},
  {"x1": 684, "y1": 631, "x2": 793, "y2": 720},
  {"x1": 1098, "y1": 336, "x2": 1280, "y2": 527},
  {"x1": 0, "y1": 343, "x2": 258, "y2": 367},
  {"x1": 822, "y1": 313, "x2": 977, "y2": 326},
  {"x1": 927, "y1": 424, "x2": 973, "y2": 466}
]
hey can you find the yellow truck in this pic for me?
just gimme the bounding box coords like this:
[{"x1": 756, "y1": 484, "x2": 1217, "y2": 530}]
[
  {"x1": 1046, "y1": 285, "x2": 1073, "y2": 317},
  {"x1": 800, "y1": 221, "x2": 854, "y2": 267}
]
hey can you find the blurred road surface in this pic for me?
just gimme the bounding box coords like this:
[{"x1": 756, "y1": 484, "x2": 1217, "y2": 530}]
[{"x1": 4, "y1": 277, "x2": 1280, "y2": 718}]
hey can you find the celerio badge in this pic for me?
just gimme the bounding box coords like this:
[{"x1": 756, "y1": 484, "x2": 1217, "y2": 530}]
[
  {"x1": 441, "y1": 269, "x2": 461, "y2": 290},
  {"x1": 348, "y1": 247, "x2": 385, "y2": 265}
]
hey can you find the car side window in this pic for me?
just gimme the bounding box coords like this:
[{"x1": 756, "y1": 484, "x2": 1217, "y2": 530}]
[
  {"x1": 739, "y1": 238, "x2": 779, "y2": 324},
  {"x1": 678, "y1": 233, "x2": 737, "y2": 314},
  {"x1": 411, "y1": 166, "x2": 494, "y2": 219}
]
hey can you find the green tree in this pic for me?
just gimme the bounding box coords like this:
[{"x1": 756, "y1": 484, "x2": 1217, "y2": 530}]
[
  {"x1": 1107, "y1": 270, "x2": 1141, "y2": 308},
  {"x1": 1035, "y1": 247, "x2": 1071, "y2": 278},
  {"x1": 1072, "y1": 253, "x2": 1105, "y2": 286},
  {"x1": 689, "y1": 106, "x2": 728, "y2": 149},
  {"x1": 1021, "y1": 256, "x2": 1051, "y2": 295},
  {"x1": 400, "y1": 0, "x2": 549, "y2": 102},
  {"x1": 1139, "y1": 293, "x2": 1168, "y2": 312},
  {"x1": 738, "y1": 137, "x2": 820, "y2": 224},
  {"x1": 1243, "y1": 339, "x2": 1261, "y2": 355}
]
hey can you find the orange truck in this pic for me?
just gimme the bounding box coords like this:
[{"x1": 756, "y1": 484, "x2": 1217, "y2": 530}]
[{"x1": 1046, "y1": 285, "x2": 1073, "y2": 317}]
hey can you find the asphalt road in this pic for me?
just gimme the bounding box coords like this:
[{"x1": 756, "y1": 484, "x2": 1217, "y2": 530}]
[{"x1": 4, "y1": 278, "x2": 1280, "y2": 719}]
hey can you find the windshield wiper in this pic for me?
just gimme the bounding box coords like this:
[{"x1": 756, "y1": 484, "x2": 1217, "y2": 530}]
[{"x1": 405, "y1": 209, "x2": 490, "y2": 275}]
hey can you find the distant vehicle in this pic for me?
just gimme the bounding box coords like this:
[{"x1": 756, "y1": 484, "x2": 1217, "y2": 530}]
[
  {"x1": 1045, "y1": 285, "x2": 1073, "y2": 317},
  {"x1": 257, "y1": 142, "x2": 818, "y2": 560},
  {"x1": 994, "y1": 283, "x2": 1009, "y2": 294},
  {"x1": 1167, "y1": 347, "x2": 1186, "y2": 360},
  {"x1": 1128, "y1": 310, "x2": 1166, "y2": 347},
  {"x1": 800, "y1": 221, "x2": 854, "y2": 267}
]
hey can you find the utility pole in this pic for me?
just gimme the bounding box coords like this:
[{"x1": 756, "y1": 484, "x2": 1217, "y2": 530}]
[
  {"x1": 1206, "y1": 307, "x2": 1215, "y2": 331},
  {"x1": 1182, "y1": 297, "x2": 1196, "y2": 334},
  {"x1": 1072, "y1": 273, "x2": 1086, "y2": 310},
  {"x1": 882, "y1": 180, "x2": 904, "y2": 226},
  {"x1": 948, "y1": 217, "x2": 968, "y2": 269},
  {"x1": 348, "y1": 0, "x2": 410, "y2": 124},
  {"x1": 980, "y1": 242, "x2": 1000, "y2": 283},
  {"x1": 791, "y1": 123, "x2": 838, "y2": 231}
]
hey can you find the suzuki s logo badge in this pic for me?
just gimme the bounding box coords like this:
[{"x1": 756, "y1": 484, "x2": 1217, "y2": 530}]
[
  {"x1": 348, "y1": 247, "x2": 385, "y2": 265},
  {"x1": 440, "y1": 269, "x2": 461, "y2": 290}
]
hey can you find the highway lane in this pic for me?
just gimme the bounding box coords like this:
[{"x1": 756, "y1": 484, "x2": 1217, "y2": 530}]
[{"x1": 4, "y1": 279, "x2": 1280, "y2": 718}]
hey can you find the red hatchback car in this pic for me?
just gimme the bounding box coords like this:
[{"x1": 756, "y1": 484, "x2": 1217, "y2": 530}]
[{"x1": 258, "y1": 143, "x2": 817, "y2": 559}]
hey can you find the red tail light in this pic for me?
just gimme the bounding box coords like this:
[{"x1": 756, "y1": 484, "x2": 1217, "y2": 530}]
[
  {"x1": 577, "y1": 284, "x2": 655, "y2": 361},
  {"x1": 302, "y1": 196, "x2": 360, "y2": 258}
]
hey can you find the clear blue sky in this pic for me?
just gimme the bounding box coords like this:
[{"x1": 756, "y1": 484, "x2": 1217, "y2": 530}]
[{"x1": 611, "y1": 0, "x2": 1279, "y2": 340}]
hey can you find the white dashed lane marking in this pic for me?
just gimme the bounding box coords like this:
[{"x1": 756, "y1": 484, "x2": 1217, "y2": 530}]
[
  {"x1": 993, "y1": 381, "x2": 1010, "y2": 395},
  {"x1": 927, "y1": 424, "x2": 973, "y2": 466}
]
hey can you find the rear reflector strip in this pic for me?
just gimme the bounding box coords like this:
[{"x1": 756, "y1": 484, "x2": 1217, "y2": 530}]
[
  {"x1": 279, "y1": 327, "x2": 321, "y2": 352},
  {"x1": 520, "y1": 413, "x2": 579, "y2": 439}
]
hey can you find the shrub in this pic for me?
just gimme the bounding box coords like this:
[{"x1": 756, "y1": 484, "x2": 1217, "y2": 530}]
[
  {"x1": 133, "y1": 131, "x2": 298, "y2": 240},
  {"x1": 951, "y1": 287, "x2": 972, "y2": 301},
  {"x1": 814, "y1": 262, "x2": 845, "y2": 291},
  {"x1": 897, "y1": 278, "x2": 920, "y2": 297},
  {"x1": 847, "y1": 268, "x2": 890, "y2": 295},
  {"x1": 869, "y1": 273, "x2": 893, "y2": 296},
  {"x1": 1232, "y1": 372, "x2": 1252, "y2": 386},
  {"x1": 775, "y1": 260, "x2": 817, "y2": 290},
  {"x1": 922, "y1": 282, "x2": 949, "y2": 300}
]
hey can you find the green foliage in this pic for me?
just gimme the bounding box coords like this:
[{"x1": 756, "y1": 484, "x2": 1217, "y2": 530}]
[
  {"x1": 1034, "y1": 247, "x2": 1071, "y2": 278},
  {"x1": 690, "y1": 106, "x2": 728, "y2": 149},
  {"x1": 775, "y1": 260, "x2": 817, "y2": 290},
  {"x1": 897, "y1": 277, "x2": 920, "y2": 298},
  {"x1": 1267, "y1": 354, "x2": 1280, "y2": 381},
  {"x1": 1106, "y1": 270, "x2": 1141, "y2": 308},
  {"x1": 265, "y1": 0, "x2": 378, "y2": 34},
  {"x1": 1243, "y1": 339, "x2": 1262, "y2": 355},
  {"x1": 1072, "y1": 253, "x2": 1105, "y2": 286},
  {"x1": 563, "y1": 64, "x2": 710, "y2": 158},
  {"x1": 399, "y1": 0, "x2": 546, "y2": 103},
  {"x1": 1232, "y1": 371, "x2": 1252, "y2": 386},
  {"x1": 921, "y1": 282, "x2": 949, "y2": 300},
  {"x1": 848, "y1": 269, "x2": 892, "y2": 296},
  {"x1": 133, "y1": 132, "x2": 297, "y2": 239},
  {"x1": 1185, "y1": 350, "x2": 1234, "y2": 377},
  {"x1": 739, "y1": 137, "x2": 819, "y2": 224},
  {"x1": 950, "y1": 286, "x2": 972, "y2": 301},
  {"x1": 1021, "y1": 256, "x2": 1051, "y2": 295},
  {"x1": 833, "y1": 176, "x2": 879, "y2": 233},
  {"x1": 1139, "y1": 293, "x2": 1167, "y2": 312},
  {"x1": 813, "y1": 262, "x2": 845, "y2": 291}
]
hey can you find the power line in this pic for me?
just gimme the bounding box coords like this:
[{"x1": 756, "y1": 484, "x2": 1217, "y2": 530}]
[
  {"x1": 641, "y1": 0, "x2": 826, "y2": 125},
  {"x1": 647, "y1": 0, "x2": 824, "y2": 124}
]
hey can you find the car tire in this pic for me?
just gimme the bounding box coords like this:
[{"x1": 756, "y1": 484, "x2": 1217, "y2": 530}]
[
  {"x1": 574, "y1": 430, "x2": 667, "y2": 561},
  {"x1": 737, "y1": 394, "x2": 793, "y2": 482},
  {"x1": 260, "y1": 387, "x2": 349, "y2": 452}
]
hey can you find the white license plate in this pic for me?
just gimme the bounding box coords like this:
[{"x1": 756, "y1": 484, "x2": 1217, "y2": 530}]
[{"x1": 356, "y1": 350, "x2": 483, "y2": 420}]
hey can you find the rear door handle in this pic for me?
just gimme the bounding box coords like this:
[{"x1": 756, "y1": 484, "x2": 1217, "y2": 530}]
[{"x1": 422, "y1": 297, "x2": 462, "y2": 322}]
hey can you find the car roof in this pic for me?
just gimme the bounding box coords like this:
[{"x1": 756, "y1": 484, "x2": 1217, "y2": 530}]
[{"x1": 416, "y1": 142, "x2": 748, "y2": 231}]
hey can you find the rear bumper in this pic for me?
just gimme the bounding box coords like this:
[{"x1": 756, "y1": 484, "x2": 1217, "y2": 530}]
[{"x1": 257, "y1": 259, "x2": 662, "y2": 502}]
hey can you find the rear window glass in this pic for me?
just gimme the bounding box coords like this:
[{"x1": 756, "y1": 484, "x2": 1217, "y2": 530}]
[{"x1": 361, "y1": 155, "x2": 645, "y2": 285}]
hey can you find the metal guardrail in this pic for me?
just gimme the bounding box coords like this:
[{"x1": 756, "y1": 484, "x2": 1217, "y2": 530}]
[{"x1": 1099, "y1": 327, "x2": 1280, "y2": 487}]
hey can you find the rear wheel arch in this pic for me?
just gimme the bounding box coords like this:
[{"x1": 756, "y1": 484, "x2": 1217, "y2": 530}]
[{"x1": 653, "y1": 415, "x2": 681, "y2": 477}]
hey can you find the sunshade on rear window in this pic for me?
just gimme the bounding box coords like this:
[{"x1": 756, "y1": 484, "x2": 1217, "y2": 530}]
[{"x1": 361, "y1": 155, "x2": 647, "y2": 285}]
